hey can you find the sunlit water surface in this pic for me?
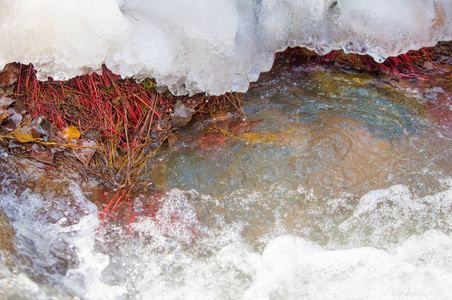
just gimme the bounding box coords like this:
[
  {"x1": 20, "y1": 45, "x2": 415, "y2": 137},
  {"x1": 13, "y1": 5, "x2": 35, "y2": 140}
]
[{"x1": 0, "y1": 60, "x2": 451, "y2": 299}]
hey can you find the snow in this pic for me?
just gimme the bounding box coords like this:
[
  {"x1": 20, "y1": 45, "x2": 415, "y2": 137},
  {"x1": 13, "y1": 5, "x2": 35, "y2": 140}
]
[{"x1": 0, "y1": 0, "x2": 451, "y2": 95}]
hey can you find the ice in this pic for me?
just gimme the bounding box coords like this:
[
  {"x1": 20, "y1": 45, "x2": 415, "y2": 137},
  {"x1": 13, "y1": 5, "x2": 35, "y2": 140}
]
[{"x1": 0, "y1": 0, "x2": 451, "y2": 95}]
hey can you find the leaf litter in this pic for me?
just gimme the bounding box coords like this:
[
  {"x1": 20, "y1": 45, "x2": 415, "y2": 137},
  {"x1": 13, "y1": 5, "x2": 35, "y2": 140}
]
[{"x1": 0, "y1": 64, "x2": 98, "y2": 166}]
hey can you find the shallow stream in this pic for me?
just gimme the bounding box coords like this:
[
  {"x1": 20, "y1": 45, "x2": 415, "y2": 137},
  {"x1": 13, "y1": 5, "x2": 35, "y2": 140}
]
[{"x1": 1, "y1": 57, "x2": 452, "y2": 299}]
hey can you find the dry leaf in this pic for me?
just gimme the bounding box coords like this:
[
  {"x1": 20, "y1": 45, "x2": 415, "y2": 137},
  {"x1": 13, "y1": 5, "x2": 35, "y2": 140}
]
[
  {"x1": 47, "y1": 135, "x2": 66, "y2": 154},
  {"x1": 13, "y1": 125, "x2": 34, "y2": 143},
  {"x1": 1, "y1": 110, "x2": 22, "y2": 132},
  {"x1": 0, "y1": 95, "x2": 15, "y2": 108},
  {"x1": 168, "y1": 133, "x2": 178, "y2": 149},
  {"x1": 114, "y1": 154, "x2": 125, "y2": 170},
  {"x1": 0, "y1": 112, "x2": 10, "y2": 125},
  {"x1": 230, "y1": 119, "x2": 263, "y2": 135},
  {"x1": 10, "y1": 100, "x2": 27, "y2": 115},
  {"x1": 212, "y1": 109, "x2": 234, "y2": 122},
  {"x1": 72, "y1": 139, "x2": 97, "y2": 167},
  {"x1": 0, "y1": 96, "x2": 14, "y2": 125},
  {"x1": 8, "y1": 140, "x2": 23, "y2": 149},
  {"x1": 111, "y1": 96, "x2": 122, "y2": 106},
  {"x1": 28, "y1": 144, "x2": 54, "y2": 164},
  {"x1": 60, "y1": 125, "x2": 81, "y2": 141},
  {"x1": 31, "y1": 116, "x2": 51, "y2": 138},
  {"x1": 0, "y1": 63, "x2": 19, "y2": 88}
]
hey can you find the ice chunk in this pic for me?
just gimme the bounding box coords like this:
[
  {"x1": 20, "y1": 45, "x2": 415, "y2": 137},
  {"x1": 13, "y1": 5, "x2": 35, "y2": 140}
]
[{"x1": 0, "y1": 0, "x2": 451, "y2": 95}]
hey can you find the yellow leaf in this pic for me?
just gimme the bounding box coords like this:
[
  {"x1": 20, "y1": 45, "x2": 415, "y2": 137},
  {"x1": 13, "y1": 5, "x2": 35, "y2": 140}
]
[
  {"x1": 61, "y1": 125, "x2": 81, "y2": 141},
  {"x1": 13, "y1": 130, "x2": 34, "y2": 143}
]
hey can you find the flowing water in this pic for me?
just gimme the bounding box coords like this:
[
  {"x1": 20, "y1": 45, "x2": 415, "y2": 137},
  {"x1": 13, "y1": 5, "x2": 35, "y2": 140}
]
[{"x1": 1, "y1": 58, "x2": 452, "y2": 299}]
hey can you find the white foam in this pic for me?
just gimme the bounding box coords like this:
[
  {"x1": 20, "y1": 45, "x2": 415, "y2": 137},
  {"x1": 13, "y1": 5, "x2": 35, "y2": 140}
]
[
  {"x1": 1, "y1": 0, "x2": 451, "y2": 95},
  {"x1": 1, "y1": 176, "x2": 452, "y2": 299},
  {"x1": 131, "y1": 189, "x2": 202, "y2": 244},
  {"x1": 243, "y1": 231, "x2": 452, "y2": 300}
]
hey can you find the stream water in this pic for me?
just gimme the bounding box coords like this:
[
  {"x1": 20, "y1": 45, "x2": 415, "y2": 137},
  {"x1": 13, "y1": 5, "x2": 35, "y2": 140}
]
[{"x1": 1, "y1": 57, "x2": 452, "y2": 299}]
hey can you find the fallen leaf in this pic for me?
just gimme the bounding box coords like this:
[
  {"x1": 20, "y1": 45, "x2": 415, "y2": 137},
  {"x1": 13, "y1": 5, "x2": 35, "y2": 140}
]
[
  {"x1": 111, "y1": 96, "x2": 122, "y2": 106},
  {"x1": 11, "y1": 100, "x2": 27, "y2": 115},
  {"x1": 28, "y1": 144, "x2": 54, "y2": 164},
  {"x1": 31, "y1": 116, "x2": 51, "y2": 138},
  {"x1": 0, "y1": 96, "x2": 14, "y2": 125},
  {"x1": 3, "y1": 86, "x2": 14, "y2": 97},
  {"x1": 0, "y1": 112, "x2": 10, "y2": 125},
  {"x1": 60, "y1": 125, "x2": 81, "y2": 141},
  {"x1": 8, "y1": 140, "x2": 23, "y2": 149},
  {"x1": 230, "y1": 119, "x2": 263, "y2": 135},
  {"x1": 72, "y1": 139, "x2": 97, "y2": 167},
  {"x1": 212, "y1": 109, "x2": 234, "y2": 122},
  {"x1": 13, "y1": 125, "x2": 34, "y2": 143},
  {"x1": 0, "y1": 63, "x2": 19, "y2": 88},
  {"x1": 47, "y1": 135, "x2": 66, "y2": 154},
  {"x1": 114, "y1": 154, "x2": 125, "y2": 170},
  {"x1": 0, "y1": 95, "x2": 15, "y2": 108},
  {"x1": 152, "y1": 121, "x2": 164, "y2": 132},
  {"x1": 168, "y1": 133, "x2": 178, "y2": 149},
  {"x1": 0, "y1": 138, "x2": 8, "y2": 149},
  {"x1": 1, "y1": 113, "x2": 22, "y2": 133}
]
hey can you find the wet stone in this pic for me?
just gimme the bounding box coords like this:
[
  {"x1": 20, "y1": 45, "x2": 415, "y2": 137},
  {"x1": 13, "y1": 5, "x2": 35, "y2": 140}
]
[
  {"x1": 0, "y1": 207, "x2": 16, "y2": 257},
  {"x1": 171, "y1": 101, "x2": 194, "y2": 127}
]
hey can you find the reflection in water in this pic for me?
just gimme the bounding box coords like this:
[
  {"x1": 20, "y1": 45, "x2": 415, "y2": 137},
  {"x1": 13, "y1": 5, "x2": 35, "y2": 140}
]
[
  {"x1": 141, "y1": 67, "x2": 452, "y2": 256},
  {"x1": 1, "y1": 64, "x2": 452, "y2": 299},
  {"x1": 151, "y1": 70, "x2": 434, "y2": 199},
  {"x1": 298, "y1": 116, "x2": 393, "y2": 197}
]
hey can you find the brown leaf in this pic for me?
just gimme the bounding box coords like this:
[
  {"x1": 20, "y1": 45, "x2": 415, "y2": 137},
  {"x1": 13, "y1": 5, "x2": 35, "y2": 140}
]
[
  {"x1": 0, "y1": 95, "x2": 15, "y2": 108},
  {"x1": 72, "y1": 139, "x2": 97, "y2": 167},
  {"x1": 1, "y1": 110, "x2": 23, "y2": 133},
  {"x1": 230, "y1": 119, "x2": 263, "y2": 135},
  {"x1": 0, "y1": 112, "x2": 10, "y2": 125},
  {"x1": 47, "y1": 135, "x2": 66, "y2": 154},
  {"x1": 31, "y1": 116, "x2": 51, "y2": 138},
  {"x1": 0, "y1": 63, "x2": 19, "y2": 88},
  {"x1": 168, "y1": 133, "x2": 178, "y2": 149},
  {"x1": 10, "y1": 100, "x2": 27, "y2": 115},
  {"x1": 28, "y1": 143, "x2": 54, "y2": 164},
  {"x1": 8, "y1": 140, "x2": 23, "y2": 149},
  {"x1": 1, "y1": 64, "x2": 19, "y2": 75},
  {"x1": 0, "y1": 96, "x2": 13, "y2": 125},
  {"x1": 152, "y1": 121, "x2": 164, "y2": 132},
  {"x1": 111, "y1": 96, "x2": 122, "y2": 106},
  {"x1": 212, "y1": 109, "x2": 234, "y2": 122},
  {"x1": 114, "y1": 154, "x2": 125, "y2": 170}
]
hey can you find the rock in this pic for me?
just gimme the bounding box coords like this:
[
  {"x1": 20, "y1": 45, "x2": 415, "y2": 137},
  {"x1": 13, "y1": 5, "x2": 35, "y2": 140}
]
[
  {"x1": 0, "y1": 207, "x2": 17, "y2": 264},
  {"x1": 171, "y1": 100, "x2": 194, "y2": 127}
]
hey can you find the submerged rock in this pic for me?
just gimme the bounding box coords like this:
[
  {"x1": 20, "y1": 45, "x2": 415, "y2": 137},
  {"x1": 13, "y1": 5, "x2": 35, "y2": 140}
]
[
  {"x1": 171, "y1": 101, "x2": 194, "y2": 127},
  {"x1": 0, "y1": 207, "x2": 16, "y2": 262}
]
